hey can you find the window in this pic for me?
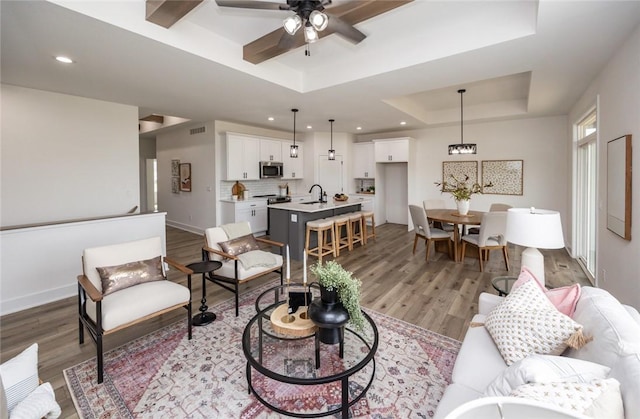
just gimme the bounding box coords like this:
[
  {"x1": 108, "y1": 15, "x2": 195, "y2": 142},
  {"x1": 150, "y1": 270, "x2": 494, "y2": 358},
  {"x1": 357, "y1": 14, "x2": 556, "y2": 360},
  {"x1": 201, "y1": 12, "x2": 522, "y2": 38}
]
[{"x1": 575, "y1": 109, "x2": 597, "y2": 282}]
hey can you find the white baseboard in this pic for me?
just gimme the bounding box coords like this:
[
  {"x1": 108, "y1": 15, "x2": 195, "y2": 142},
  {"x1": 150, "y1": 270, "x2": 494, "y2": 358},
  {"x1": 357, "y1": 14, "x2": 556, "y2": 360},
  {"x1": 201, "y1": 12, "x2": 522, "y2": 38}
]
[
  {"x1": 1, "y1": 284, "x2": 75, "y2": 316},
  {"x1": 166, "y1": 220, "x2": 204, "y2": 235}
]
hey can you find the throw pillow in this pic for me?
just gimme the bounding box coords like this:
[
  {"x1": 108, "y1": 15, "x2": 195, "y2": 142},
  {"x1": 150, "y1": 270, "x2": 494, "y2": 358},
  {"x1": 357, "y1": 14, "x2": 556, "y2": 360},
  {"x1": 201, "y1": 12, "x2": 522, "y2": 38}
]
[
  {"x1": 96, "y1": 255, "x2": 164, "y2": 296},
  {"x1": 218, "y1": 234, "x2": 260, "y2": 257},
  {"x1": 512, "y1": 267, "x2": 581, "y2": 317},
  {"x1": 485, "y1": 280, "x2": 590, "y2": 366},
  {"x1": 509, "y1": 378, "x2": 624, "y2": 418},
  {"x1": 9, "y1": 382, "x2": 61, "y2": 419},
  {"x1": 483, "y1": 354, "x2": 611, "y2": 397},
  {"x1": 0, "y1": 343, "x2": 39, "y2": 412}
]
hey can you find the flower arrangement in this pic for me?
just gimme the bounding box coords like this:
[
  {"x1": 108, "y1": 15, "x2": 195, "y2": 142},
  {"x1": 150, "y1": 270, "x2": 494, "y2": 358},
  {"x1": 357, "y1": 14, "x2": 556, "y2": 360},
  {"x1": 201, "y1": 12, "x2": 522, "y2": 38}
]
[
  {"x1": 310, "y1": 260, "x2": 365, "y2": 331},
  {"x1": 435, "y1": 174, "x2": 492, "y2": 201}
]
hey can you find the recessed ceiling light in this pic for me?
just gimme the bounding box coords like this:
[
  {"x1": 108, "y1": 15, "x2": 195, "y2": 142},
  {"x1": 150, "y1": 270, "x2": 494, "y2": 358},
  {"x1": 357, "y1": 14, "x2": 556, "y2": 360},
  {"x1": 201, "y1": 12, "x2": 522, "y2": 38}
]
[
  {"x1": 400, "y1": 121, "x2": 407, "y2": 125},
  {"x1": 268, "y1": 117, "x2": 274, "y2": 121},
  {"x1": 307, "y1": 125, "x2": 312, "y2": 129},
  {"x1": 356, "y1": 126, "x2": 362, "y2": 130},
  {"x1": 55, "y1": 56, "x2": 74, "y2": 64}
]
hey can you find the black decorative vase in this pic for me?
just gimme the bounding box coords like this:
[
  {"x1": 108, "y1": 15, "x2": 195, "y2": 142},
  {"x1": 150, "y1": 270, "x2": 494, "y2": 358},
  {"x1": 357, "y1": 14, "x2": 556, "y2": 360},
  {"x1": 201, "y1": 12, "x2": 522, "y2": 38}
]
[{"x1": 308, "y1": 285, "x2": 349, "y2": 344}]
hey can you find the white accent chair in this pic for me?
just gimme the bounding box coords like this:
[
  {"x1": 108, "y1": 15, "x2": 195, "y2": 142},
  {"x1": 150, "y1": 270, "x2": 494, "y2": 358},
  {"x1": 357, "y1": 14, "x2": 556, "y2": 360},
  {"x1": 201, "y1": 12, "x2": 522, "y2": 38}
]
[
  {"x1": 461, "y1": 212, "x2": 509, "y2": 272},
  {"x1": 203, "y1": 222, "x2": 284, "y2": 316},
  {"x1": 409, "y1": 205, "x2": 452, "y2": 262},
  {"x1": 77, "y1": 237, "x2": 193, "y2": 384},
  {"x1": 468, "y1": 203, "x2": 512, "y2": 234}
]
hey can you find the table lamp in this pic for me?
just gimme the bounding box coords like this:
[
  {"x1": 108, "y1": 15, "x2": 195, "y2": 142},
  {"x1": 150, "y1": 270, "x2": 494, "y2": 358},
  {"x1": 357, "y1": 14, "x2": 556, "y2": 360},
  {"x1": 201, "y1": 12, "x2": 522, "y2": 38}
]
[{"x1": 505, "y1": 208, "x2": 565, "y2": 286}]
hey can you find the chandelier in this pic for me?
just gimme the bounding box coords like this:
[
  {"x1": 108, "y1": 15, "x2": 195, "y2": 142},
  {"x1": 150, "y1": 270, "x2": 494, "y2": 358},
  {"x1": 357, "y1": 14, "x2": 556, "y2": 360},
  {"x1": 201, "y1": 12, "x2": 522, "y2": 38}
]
[{"x1": 448, "y1": 89, "x2": 477, "y2": 155}]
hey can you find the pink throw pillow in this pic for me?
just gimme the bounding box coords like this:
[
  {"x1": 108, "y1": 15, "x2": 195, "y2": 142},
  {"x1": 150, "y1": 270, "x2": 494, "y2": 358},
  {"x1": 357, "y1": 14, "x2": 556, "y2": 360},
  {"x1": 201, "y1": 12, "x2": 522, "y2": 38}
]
[{"x1": 512, "y1": 267, "x2": 581, "y2": 317}]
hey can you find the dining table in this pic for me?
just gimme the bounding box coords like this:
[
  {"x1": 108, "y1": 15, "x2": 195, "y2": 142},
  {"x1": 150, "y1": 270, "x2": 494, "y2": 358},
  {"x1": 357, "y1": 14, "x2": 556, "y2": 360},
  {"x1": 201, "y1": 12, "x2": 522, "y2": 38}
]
[{"x1": 426, "y1": 209, "x2": 486, "y2": 262}]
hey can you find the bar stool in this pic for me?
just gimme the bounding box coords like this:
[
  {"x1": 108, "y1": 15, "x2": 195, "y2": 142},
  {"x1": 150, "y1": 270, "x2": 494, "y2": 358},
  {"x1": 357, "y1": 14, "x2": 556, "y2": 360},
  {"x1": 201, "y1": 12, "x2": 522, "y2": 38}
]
[
  {"x1": 330, "y1": 214, "x2": 352, "y2": 256},
  {"x1": 305, "y1": 218, "x2": 336, "y2": 263},
  {"x1": 349, "y1": 212, "x2": 364, "y2": 248},
  {"x1": 359, "y1": 210, "x2": 376, "y2": 244}
]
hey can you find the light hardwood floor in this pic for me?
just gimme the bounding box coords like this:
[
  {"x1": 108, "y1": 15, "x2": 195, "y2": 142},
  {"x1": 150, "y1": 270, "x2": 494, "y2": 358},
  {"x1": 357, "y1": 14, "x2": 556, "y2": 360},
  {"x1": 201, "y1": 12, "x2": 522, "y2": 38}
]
[{"x1": 0, "y1": 223, "x2": 589, "y2": 418}]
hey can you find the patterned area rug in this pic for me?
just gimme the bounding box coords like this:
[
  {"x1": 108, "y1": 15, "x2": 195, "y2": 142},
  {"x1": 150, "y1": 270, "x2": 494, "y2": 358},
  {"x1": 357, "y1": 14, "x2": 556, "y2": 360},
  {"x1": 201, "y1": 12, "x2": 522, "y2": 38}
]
[{"x1": 64, "y1": 281, "x2": 460, "y2": 418}]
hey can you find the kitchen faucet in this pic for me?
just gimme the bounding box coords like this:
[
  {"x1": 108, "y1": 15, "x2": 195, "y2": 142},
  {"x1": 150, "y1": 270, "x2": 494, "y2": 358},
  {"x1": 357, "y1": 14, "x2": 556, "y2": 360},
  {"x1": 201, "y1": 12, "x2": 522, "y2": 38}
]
[{"x1": 309, "y1": 184, "x2": 324, "y2": 202}]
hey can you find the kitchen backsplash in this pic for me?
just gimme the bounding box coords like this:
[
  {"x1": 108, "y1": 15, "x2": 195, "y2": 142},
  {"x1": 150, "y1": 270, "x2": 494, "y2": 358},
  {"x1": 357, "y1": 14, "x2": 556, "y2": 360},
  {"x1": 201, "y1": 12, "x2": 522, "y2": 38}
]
[{"x1": 221, "y1": 179, "x2": 304, "y2": 199}]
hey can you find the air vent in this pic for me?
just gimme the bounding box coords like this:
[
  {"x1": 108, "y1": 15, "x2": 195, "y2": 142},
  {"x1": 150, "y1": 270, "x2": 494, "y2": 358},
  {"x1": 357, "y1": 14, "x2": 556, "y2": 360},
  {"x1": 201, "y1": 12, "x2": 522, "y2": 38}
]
[{"x1": 190, "y1": 126, "x2": 206, "y2": 135}]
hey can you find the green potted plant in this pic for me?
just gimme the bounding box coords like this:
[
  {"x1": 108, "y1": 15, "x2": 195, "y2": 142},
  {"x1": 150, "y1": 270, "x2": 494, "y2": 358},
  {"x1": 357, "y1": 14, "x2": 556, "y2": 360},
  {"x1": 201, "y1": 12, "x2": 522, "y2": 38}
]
[{"x1": 309, "y1": 260, "x2": 365, "y2": 336}]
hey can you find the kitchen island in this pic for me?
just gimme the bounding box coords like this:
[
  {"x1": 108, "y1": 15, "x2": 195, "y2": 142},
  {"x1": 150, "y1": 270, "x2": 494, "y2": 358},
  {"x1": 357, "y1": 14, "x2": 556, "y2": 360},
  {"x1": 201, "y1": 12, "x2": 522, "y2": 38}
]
[{"x1": 268, "y1": 197, "x2": 371, "y2": 260}]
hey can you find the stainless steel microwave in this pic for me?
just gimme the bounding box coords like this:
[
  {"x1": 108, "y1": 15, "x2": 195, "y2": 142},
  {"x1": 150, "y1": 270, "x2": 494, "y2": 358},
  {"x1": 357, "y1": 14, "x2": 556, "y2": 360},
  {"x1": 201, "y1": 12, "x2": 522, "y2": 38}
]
[{"x1": 260, "y1": 161, "x2": 283, "y2": 178}]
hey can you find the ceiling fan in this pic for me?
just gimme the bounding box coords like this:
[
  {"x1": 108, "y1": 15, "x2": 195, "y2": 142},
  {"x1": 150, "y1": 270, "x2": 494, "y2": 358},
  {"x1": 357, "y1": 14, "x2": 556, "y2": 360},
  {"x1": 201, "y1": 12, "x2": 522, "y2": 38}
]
[{"x1": 215, "y1": 0, "x2": 413, "y2": 64}]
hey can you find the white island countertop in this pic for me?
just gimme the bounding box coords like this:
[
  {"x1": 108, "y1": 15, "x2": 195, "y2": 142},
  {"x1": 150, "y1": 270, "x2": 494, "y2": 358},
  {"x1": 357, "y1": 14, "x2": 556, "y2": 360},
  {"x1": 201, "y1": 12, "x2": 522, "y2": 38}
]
[{"x1": 268, "y1": 197, "x2": 372, "y2": 213}]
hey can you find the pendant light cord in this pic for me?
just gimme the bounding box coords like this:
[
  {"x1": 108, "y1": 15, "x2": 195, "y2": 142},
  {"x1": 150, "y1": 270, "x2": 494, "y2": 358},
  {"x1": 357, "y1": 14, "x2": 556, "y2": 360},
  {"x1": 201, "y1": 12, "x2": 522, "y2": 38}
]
[
  {"x1": 459, "y1": 89, "x2": 465, "y2": 145},
  {"x1": 329, "y1": 119, "x2": 334, "y2": 148}
]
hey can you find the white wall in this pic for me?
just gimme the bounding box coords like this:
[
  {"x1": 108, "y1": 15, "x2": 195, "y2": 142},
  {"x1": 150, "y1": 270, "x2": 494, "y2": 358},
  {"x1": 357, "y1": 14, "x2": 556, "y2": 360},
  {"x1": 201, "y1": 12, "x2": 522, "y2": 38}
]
[
  {"x1": 569, "y1": 25, "x2": 640, "y2": 308},
  {"x1": 156, "y1": 122, "x2": 216, "y2": 234},
  {"x1": 0, "y1": 84, "x2": 140, "y2": 226}
]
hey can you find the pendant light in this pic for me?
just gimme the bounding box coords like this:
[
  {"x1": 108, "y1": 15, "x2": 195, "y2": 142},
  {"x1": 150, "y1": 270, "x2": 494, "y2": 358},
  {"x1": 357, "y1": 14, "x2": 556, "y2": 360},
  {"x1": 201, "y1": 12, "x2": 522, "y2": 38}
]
[
  {"x1": 448, "y1": 89, "x2": 477, "y2": 155},
  {"x1": 290, "y1": 108, "x2": 299, "y2": 158},
  {"x1": 328, "y1": 119, "x2": 335, "y2": 160}
]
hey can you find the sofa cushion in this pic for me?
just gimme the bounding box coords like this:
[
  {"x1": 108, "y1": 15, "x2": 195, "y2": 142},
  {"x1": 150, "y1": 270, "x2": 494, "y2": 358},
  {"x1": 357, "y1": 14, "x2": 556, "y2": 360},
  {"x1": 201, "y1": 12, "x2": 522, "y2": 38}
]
[
  {"x1": 483, "y1": 354, "x2": 610, "y2": 397},
  {"x1": 96, "y1": 255, "x2": 164, "y2": 296},
  {"x1": 608, "y1": 352, "x2": 640, "y2": 419},
  {"x1": 512, "y1": 267, "x2": 581, "y2": 317},
  {"x1": 565, "y1": 287, "x2": 640, "y2": 367},
  {"x1": 83, "y1": 237, "x2": 164, "y2": 293},
  {"x1": 0, "y1": 344, "x2": 39, "y2": 412},
  {"x1": 485, "y1": 280, "x2": 588, "y2": 366},
  {"x1": 216, "y1": 253, "x2": 283, "y2": 281},
  {"x1": 509, "y1": 378, "x2": 623, "y2": 419},
  {"x1": 86, "y1": 280, "x2": 190, "y2": 331},
  {"x1": 218, "y1": 234, "x2": 259, "y2": 257},
  {"x1": 451, "y1": 314, "x2": 507, "y2": 392},
  {"x1": 432, "y1": 382, "x2": 481, "y2": 419}
]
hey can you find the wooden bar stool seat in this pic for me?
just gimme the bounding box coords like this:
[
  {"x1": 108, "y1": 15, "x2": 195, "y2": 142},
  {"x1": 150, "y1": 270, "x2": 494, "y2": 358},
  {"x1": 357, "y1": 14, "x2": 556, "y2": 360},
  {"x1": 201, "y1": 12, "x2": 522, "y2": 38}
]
[
  {"x1": 348, "y1": 212, "x2": 364, "y2": 248},
  {"x1": 359, "y1": 210, "x2": 376, "y2": 244},
  {"x1": 305, "y1": 218, "x2": 336, "y2": 263},
  {"x1": 329, "y1": 214, "x2": 352, "y2": 256}
]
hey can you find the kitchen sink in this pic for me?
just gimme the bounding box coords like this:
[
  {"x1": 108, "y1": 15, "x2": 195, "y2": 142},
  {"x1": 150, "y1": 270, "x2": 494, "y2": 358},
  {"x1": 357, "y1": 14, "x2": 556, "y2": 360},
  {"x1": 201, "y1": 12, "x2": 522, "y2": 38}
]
[{"x1": 301, "y1": 201, "x2": 321, "y2": 204}]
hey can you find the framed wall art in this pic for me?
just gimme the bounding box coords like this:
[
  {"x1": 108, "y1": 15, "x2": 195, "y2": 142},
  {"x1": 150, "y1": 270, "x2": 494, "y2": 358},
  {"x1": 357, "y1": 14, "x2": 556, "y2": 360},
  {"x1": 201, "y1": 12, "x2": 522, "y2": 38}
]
[
  {"x1": 607, "y1": 134, "x2": 632, "y2": 240},
  {"x1": 171, "y1": 177, "x2": 180, "y2": 194},
  {"x1": 481, "y1": 160, "x2": 524, "y2": 195},
  {"x1": 171, "y1": 159, "x2": 180, "y2": 177},
  {"x1": 442, "y1": 161, "x2": 478, "y2": 191},
  {"x1": 179, "y1": 163, "x2": 192, "y2": 192}
]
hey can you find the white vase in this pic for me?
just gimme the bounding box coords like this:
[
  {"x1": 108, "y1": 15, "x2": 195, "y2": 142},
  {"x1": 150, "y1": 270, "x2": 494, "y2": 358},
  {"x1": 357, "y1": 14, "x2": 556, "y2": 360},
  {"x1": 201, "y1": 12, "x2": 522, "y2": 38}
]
[{"x1": 456, "y1": 199, "x2": 470, "y2": 215}]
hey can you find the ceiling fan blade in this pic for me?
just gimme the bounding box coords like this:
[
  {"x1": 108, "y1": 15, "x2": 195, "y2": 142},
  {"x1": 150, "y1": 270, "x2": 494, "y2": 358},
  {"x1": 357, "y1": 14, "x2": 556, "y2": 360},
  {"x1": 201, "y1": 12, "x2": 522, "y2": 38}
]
[
  {"x1": 215, "y1": 0, "x2": 289, "y2": 11},
  {"x1": 326, "y1": 14, "x2": 366, "y2": 44}
]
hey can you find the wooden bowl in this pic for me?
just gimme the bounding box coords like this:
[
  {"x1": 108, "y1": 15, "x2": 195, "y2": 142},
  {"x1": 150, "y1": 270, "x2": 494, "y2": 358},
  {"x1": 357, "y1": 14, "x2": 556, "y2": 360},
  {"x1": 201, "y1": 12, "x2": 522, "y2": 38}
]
[{"x1": 334, "y1": 196, "x2": 349, "y2": 202}]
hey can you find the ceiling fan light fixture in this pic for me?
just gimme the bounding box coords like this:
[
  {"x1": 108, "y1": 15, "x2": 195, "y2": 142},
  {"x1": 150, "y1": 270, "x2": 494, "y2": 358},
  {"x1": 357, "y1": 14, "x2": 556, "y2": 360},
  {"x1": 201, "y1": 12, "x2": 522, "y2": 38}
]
[
  {"x1": 283, "y1": 14, "x2": 302, "y2": 35},
  {"x1": 448, "y1": 89, "x2": 477, "y2": 155},
  {"x1": 304, "y1": 23, "x2": 319, "y2": 43},
  {"x1": 290, "y1": 108, "x2": 299, "y2": 158},
  {"x1": 328, "y1": 118, "x2": 335, "y2": 160},
  {"x1": 309, "y1": 10, "x2": 329, "y2": 31}
]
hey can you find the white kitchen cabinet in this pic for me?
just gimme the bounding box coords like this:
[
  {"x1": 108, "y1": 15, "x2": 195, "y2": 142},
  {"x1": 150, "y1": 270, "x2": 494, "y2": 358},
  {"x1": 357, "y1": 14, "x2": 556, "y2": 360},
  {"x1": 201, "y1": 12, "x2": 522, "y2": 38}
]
[
  {"x1": 260, "y1": 138, "x2": 282, "y2": 162},
  {"x1": 221, "y1": 200, "x2": 268, "y2": 235},
  {"x1": 224, "y1": 133, "x2": 260, "y2": 180},
  {"x1": 281, "y1": 141, "x2": 304, "y2": 179},
  {"x1": 352, "y1": 142, "x2": 375, "y2": 178},
  {"x1": 374, "y1": 138, "x2": 410, "y2": 163}
]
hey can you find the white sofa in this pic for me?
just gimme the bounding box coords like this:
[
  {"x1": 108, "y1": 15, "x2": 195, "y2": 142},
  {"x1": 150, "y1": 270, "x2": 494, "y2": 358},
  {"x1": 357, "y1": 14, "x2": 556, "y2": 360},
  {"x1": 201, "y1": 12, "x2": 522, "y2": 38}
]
[{"x1": 434, "y1": 286, "x2": 640, "y2": 419}]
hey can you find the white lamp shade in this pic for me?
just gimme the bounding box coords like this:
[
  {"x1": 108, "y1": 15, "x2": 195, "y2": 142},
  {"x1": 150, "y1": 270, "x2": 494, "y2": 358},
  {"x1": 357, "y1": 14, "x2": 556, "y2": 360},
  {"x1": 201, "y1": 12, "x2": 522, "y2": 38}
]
[
  {"x1": 309, "y1": 10, "x2": 329, "y2": 31},
  {"x1": 506, "y1": 208, "x2": 565, "y2": 249},
  {"x1": 283, "y1": 14, "x2": 302, "y2": 35},
  {"x1": 304, "y1": 24, "x2": 319, "y2": 43}
]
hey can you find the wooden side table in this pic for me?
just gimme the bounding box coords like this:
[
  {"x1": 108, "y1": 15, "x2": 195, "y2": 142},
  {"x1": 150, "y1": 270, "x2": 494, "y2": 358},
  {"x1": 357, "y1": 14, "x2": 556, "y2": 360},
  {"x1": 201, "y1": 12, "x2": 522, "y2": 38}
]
[{"x1": 186, "y1": 260, "x2": 222, "y2": 326}]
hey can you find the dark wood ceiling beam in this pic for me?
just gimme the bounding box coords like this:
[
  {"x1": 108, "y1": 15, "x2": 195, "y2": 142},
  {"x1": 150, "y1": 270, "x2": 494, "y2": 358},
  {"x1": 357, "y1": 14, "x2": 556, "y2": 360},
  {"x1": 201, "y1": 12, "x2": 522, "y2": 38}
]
[
  {"x1": 146, "y1": 0, "x2": 203, "y2": 29},
  {"x1": 140, "y1": 114, "x2": 165, "y2": 123},
  {"x1": 243, "y1": 0, "x2": 412, "y2": 64}
]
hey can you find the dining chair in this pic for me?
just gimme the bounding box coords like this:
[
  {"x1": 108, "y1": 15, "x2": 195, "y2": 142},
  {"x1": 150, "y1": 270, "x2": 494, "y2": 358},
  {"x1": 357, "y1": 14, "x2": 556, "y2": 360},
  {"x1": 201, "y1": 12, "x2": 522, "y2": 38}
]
[
  {"x1": 460, "y1": 211, "x2": 509, "y2": 272},
  {"x1": 409, "y1": 205, "x2": 452, "y2": 262},
  {"x1": 468, "y1": 203, "x2": 513, "y2": 234},
  {"x1": 423, "y1": 199, "x2": 454, "y2": 231}
]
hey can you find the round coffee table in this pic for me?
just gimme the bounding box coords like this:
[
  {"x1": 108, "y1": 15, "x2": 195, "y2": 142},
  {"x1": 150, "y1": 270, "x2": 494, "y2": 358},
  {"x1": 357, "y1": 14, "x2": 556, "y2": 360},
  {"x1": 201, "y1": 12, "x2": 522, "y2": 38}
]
[
  {"x1": 186, "y1": 260, "x2": 222, "y2": 326},
  {"x1": 243, "y1": 284, "x2": 378, "y2": 418},
  {"x1": 491, "y1": 276, "x2": 518, "y2": 296}
]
